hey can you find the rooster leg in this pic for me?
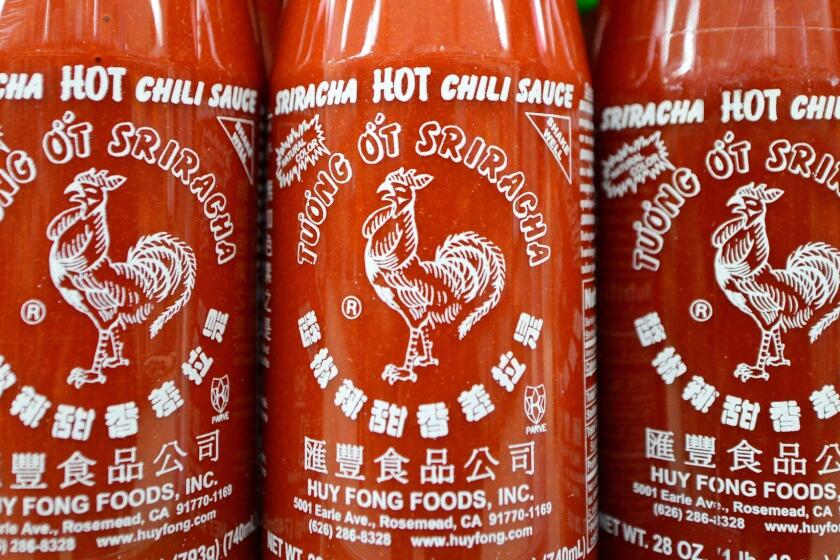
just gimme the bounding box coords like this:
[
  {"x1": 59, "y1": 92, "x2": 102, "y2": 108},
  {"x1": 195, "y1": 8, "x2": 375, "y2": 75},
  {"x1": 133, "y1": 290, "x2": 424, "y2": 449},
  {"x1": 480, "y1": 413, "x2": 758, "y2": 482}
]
[
  {"x1": 67, "y1": 330, "x2": 109, "y2": 388},
  {"x1": 382, "y1": 328, "x2": 420, "y2": 384},
  {"x1": 734, "y1": 330, "x2": 771, "y2": 382},
  {"x1": 102, "y1": 328, "x2": 130, "y2": 370},
  {"x1": 766, "y1": 328, "x2": 791, "y2": 368},
  {"x1": 413, "y1": 325, "x2": 440, "y2": 368}
]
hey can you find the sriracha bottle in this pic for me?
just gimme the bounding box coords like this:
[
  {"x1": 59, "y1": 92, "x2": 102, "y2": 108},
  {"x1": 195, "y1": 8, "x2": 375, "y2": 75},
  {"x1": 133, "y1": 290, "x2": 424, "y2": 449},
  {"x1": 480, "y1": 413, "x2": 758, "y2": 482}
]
[
  {"x1": 596, "y1": 1, "x2": 840, "y2": 557},
  {"x1": 0, "y1": 1, "x2": 262, "y2": 557},
  {"x1": 264, "y1": 1, "x2": 598, "y2": 558}
]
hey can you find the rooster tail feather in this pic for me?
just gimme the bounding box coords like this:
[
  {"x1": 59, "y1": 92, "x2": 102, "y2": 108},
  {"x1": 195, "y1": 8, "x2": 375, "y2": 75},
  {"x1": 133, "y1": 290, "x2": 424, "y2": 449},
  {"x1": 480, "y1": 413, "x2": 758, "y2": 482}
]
[
  {"x1": 784, "y1": 241, "x2": 840, "y2": 342},
  {"x1": 810, "y1": 303, "x2": 840, "y2": 343},
  {"x1": 125, "y1": 233, "x2": 197, "y2": 339},
  {"x1": 457, "y1": 242, "x2": 506, "y2": 339},
  {"x1": 149, "y1": 247, "x2": 196, "y2": 338}
]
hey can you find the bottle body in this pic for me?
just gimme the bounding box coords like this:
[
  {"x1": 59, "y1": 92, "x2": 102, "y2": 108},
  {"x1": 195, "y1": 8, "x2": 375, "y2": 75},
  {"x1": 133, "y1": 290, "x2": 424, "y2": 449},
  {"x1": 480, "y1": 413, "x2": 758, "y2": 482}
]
[
  {"x1": 596, "y1": 1, "x2": 840, "y2": 557},
  {"x1": 0, "y1": 1, "x2": 262, "y2": 557},
  {"x1": 264, "y1": 1, "x2": 597, "y2": 558}
]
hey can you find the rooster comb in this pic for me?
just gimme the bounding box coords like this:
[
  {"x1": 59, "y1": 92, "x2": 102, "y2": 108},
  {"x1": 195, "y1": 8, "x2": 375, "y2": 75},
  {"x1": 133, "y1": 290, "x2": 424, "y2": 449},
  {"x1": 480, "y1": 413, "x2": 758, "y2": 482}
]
[
  {"x1": 734, "y1": 182, "x2": 784, "y2": 203},
  {"x1": 385, "y1": 168, "x2": 433, "y2": 190},
  {"x1": 73, "y1": 168, "x2": 127, "y2": 191}
]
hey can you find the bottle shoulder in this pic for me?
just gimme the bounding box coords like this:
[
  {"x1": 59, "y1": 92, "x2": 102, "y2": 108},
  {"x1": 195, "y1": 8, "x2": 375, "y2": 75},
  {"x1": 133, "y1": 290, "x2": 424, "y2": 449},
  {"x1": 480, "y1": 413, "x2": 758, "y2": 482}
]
[
  {"x1": 0, "y1": 0, "x2": 263, "y2": 83},
  {"x1": 594, "y1": 0, "x2": 840, "y2": 96},
  {"x1": 271, "y1": 0, "x2": 589, "y2": 86}
]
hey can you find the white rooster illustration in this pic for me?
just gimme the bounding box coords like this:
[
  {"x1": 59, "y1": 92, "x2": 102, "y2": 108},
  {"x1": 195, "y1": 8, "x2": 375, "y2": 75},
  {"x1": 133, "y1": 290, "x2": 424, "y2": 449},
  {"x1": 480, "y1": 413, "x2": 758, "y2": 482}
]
[
  {"x1": 713, "y1": 182, "x2": 840, "y2": 381},
  {"x1": 363, "y1": 168, "x2": 506, "y2": 384},
  {"x1": 47, "y1": 168, "x2": 197, "y2": 388}
]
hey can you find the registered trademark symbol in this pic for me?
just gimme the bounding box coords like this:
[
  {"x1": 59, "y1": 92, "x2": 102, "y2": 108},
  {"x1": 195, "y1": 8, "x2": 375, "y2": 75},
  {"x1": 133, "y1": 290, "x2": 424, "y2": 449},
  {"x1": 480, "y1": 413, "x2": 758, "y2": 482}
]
[
  {"x1": 342, "y1": 296, "x2": 363, "y2": 320},
  {"x1": 21, "y1": 299, "x2": 46, "y2": 325},
  {"x1": 690, "y1": 299, "x2": 713, "y2": 322}
]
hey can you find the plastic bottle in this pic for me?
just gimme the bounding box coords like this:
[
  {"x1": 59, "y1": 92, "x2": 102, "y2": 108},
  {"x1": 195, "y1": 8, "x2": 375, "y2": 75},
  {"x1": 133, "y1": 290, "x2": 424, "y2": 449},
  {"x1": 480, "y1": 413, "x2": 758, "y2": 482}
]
[
  {"x1": 264, "y1": 1, "x2": 598, "y2": 558},
  {"x1": 0, "y1": 1, "x2": 262, "y2": 557},
  {"x1": 595, "y1": 1, "x2": 840, "y2": 556}
]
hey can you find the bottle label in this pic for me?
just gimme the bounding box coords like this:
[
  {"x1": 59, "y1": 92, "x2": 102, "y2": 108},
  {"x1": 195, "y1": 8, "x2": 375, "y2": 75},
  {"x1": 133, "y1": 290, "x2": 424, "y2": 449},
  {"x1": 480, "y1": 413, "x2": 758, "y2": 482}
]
[
  {"x1": 599, "y1": 87, "x2": 840, "y2": 557},
  {"x1": 0, "y1": 62, "x2": 259, "y2": 558},
  {"x1": 265, "y1": 65, "x2": 596, "y2": 558}
]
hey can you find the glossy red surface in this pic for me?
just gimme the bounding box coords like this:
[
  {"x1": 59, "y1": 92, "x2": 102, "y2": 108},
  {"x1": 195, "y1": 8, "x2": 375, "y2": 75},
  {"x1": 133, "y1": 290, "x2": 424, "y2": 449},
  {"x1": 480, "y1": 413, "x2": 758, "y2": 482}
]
[
  {"x1": 263, "y1": 1, "x2": 598, "y2": 558},
  {"x1": 0, "y1": 1, "x2": 262, "y2": 557},
  {"x1": 596, "y1": 1, "x2": 840, "y2": 557}
]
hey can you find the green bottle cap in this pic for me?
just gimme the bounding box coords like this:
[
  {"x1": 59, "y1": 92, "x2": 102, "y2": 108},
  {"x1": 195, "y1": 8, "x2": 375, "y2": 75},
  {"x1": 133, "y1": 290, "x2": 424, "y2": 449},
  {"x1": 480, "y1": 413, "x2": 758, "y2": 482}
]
[{"x1": 578, "y1": 0, "x2": 599, "y2": 12}]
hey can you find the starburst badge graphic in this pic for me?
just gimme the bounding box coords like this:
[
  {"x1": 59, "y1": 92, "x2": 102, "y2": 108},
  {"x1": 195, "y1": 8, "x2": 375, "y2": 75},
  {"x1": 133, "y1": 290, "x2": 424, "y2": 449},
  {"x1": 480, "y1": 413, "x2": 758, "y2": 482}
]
[
  {"x1": 601, "y1": 131, "x2": 675, "y2": 199},
  {"x1": 275, "y1": 115, "x2": 329, "y2": 189}
]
